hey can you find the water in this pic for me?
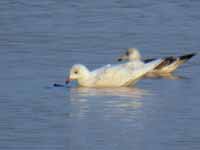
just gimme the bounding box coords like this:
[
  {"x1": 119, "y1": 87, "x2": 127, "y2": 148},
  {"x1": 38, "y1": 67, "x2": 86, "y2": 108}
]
[{"x1": 0, "y1": 0, "x2": 200, "y2": 149}]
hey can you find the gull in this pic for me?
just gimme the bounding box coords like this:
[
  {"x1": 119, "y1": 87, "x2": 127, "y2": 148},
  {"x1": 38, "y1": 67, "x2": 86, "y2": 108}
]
[
  {"x1": 65, "y1": 59, "x2": 163, "y2": 88},
  {"x1": 118, "y1": 48, "x2": 196, "y2": 75}
]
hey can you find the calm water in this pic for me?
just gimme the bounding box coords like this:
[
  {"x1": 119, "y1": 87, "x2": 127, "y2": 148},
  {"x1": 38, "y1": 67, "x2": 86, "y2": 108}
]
[{"x1": 0, "y1": 0, "x2": 200, "y2": 149}]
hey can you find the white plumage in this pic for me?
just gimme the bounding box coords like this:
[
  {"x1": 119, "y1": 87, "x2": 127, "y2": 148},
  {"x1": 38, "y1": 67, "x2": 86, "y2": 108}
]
[{"x1": 66, "y1": 59, "x2": 163, "y2": 87}]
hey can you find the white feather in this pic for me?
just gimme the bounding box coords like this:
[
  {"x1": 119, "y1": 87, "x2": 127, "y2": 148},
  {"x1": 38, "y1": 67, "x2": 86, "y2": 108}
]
[{"x1": 68, "y1": 59, "x2": 162, "y2": 87}]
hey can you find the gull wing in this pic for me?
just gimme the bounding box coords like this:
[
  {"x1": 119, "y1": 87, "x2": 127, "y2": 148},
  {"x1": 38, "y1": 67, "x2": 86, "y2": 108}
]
[{"x1": 93, "y1": 59, "x2": 163, "y2": 87}]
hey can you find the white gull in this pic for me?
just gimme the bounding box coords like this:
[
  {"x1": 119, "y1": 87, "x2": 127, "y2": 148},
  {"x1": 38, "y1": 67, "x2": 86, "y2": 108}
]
[
  {"x1": 118, "y1": 48, "x2": 196, "y2": 75},
  {"x1": 65, "y1": 59, "x2": 163, "y2": 88}
]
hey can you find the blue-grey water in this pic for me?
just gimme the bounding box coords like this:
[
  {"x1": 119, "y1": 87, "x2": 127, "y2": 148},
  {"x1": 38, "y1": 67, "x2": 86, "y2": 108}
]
[{"x1": 0, "y1": 0, "x2": 200, "y2": 150}]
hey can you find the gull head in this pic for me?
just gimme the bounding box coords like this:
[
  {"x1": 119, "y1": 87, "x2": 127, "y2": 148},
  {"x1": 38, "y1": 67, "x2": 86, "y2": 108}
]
[
  {"x1": 66, "y1": 64, "x2": 90, "y2": 84},
  {"x1": 118, "y1": 48, "x2": 141, "y2": 62}
]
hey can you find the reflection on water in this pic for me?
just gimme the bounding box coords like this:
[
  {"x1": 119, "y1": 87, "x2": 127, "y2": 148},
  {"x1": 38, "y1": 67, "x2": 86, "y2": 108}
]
[
  {"x1": 70, "y1": 87, "x2": 151, "y2": 98},
  {"x1": 161, "y1": 74, "x2": 188, "y2": 80},
  {"x1": 68, "y1": 87, "x2": 151, "y2": 119},
  {"x1": 145, "y1": 73, "x2": 188, "y2": 80}
]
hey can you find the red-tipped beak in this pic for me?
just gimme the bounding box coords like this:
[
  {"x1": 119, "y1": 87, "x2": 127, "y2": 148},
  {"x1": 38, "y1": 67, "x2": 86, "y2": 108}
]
[{"x1": 65, "y1": 78, "x2": 71, "y2": 84}]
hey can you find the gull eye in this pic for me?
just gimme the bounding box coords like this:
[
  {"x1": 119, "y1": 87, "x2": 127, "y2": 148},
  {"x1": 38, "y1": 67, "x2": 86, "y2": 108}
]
[{"x1": 74, "y1": 70, "x2": 78, "y2": 74}]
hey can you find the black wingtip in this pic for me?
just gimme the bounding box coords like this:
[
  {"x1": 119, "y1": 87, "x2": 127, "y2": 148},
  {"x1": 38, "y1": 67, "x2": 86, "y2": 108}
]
[{"x1": 179, "y1": 53, "x2": 197, "y2": 61}]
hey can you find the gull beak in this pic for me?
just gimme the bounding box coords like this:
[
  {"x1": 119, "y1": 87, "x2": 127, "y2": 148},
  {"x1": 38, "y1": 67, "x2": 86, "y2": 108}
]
[
  {"x1": 65, "y1": 77, "x2": 72, "y2": 84},
  {"x1": 117, "y1": 55, "x2": 128, "y2": 62}
]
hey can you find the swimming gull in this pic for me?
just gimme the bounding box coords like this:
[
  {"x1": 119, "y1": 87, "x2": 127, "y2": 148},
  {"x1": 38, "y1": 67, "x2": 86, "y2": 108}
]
[
  {"x1": 118, "y1": 48, "x2": 196, "y2": 75},
  {"x1": 65, "y1": 59, "x2": 163, "y2": 87}
]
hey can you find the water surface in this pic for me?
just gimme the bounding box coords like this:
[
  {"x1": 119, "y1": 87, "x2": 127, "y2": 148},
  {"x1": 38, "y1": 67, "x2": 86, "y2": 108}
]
[{"x1": 0, "y1": 0, "x2": 200, "y2": 150}]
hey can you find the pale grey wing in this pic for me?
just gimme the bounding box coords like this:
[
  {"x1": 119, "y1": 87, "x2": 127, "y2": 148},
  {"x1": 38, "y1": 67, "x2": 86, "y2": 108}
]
[
  {"x1": 109, "y1": 60, "x2": 162, "y2": 86},
  {"x1": 92, "y1": 59, "x2": 163, "y2": 87},
  {"x1": 94, "y1": 65, "x2": 134, "y2": 87}
]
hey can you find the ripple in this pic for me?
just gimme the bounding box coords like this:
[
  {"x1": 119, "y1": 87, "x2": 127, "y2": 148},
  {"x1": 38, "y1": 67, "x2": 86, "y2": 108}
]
[{"x1": 67, "y1": 87, "x2": 151, "y2": 120}]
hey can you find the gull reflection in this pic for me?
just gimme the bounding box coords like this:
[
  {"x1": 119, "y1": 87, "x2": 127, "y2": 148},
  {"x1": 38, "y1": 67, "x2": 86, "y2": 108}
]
[
  {"x1": 68, "y1": 87, "x2": 152, "y2": 119},
  {"x1": 144, "y1": 73, "x2": 188, "y2": 80},
  {"x1": 69, "y1": 87, "x2": 151, "y2": 99}
]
